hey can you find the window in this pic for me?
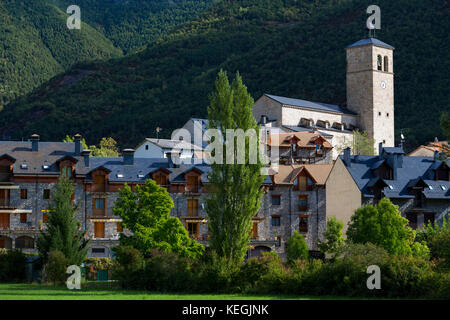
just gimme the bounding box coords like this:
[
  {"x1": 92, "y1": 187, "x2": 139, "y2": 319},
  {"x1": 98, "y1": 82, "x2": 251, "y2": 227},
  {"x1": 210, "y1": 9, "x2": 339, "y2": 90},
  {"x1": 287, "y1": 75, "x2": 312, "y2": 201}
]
[
  {"x1": 20, "y1": 213, "x2": 27, "y2": 223},
  {"x1": 93, "y1": 198, "x2": 106, "y2": 216},
  {"x1": 15, "y1": 236, "x2": 34, "y2": 249},
  {"x1": 386, "y1": 113, "x2": 389, "y2": 117},
  {"x1": 145, "y1": 145, "x2": 149, "y2": 150},
  {"x1": 20, "y1": 189, "x2": 27, "y2": 199},
  {"x1": 296, "y1": 175, "x2": 313, "y2": 191},
  {"x1": 92, "y1": 247, "x2": 105, "y2": 254},
  {"x1": 61, "y1": 166, "x2": 72, "y2": 178},
  {"x1": 384, "y1": 56, "x2": 389, "y2": 72},
  {"x1": 298, "y1": 195, "x2": 308, "y2": 211},
  {"x1": 155, "y1": 174, "x2": 168, "y2": 186},
  {"x1": 299, "y1": 216, "x2": 308, "y2": 233},
  {"x1": 188, "y1": 199, "x2": 198, "y2": 217},
  {"x1": 377, "y1": 55, "x2": 382, "y2": 70},
  {"x1": 378, "y1": 112, "x2": 381, "y2": 116},
  {"x1": 0, "y1": 213, "x2": 10, "y2": 229},
  {"x1": 93, "y1": 175, "x2": 106, "y2": 192},
  {"x1": 187, "y1": 176, "x2": 199, "y2": 192},
  {"x1": 94, "y1": 222, "x2": 105, "y2": 238},
  {"x1": 117, "y1": 222, "x2": 123, "y2": 232},
  {"x1": 271, "y1": 195, "x2": 281, "y2": 205},
  {"x1": 271, "y1": 216, "x2": 281, "y2": 227},
  {"x1": 43, "y1": 189, "x2": 50, "y2": 199},
  {"x1": 251, "y1": 222, "x2": 258, "y2": 239},
  {"x1": 187, "y1": 222, "x2": 200, "y2": 239}
]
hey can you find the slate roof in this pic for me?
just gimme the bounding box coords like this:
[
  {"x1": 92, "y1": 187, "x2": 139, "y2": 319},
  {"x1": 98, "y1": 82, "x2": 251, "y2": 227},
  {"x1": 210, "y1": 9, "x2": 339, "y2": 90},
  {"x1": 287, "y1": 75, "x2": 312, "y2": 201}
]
[
  {"x1": 340, "y1": 149, "x2": 449, "y2": 199},
  {"x1": 346, "y1": 38, "x2": 395, "y2": 50},
  {"x1": 145, "y1": 138, "x2": 203, "y2": 151},
  {"x1": 264, "y1": 94, "x2": 357, "y2": 115}
]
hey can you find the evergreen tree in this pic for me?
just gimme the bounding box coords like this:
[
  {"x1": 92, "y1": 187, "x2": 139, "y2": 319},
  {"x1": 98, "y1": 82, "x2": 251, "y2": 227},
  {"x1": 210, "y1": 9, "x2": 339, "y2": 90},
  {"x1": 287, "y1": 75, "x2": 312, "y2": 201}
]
[
  {"x1": 441, "y1": 112, "x2": 450, "y2": 139},
  {"x1": 37, "y1": 177, "x2": 89, "y2": 265},
  {"x1": 205, "y1": 70, "x2": 264, "y2": 266},
  {"x1": 113, "y1": 179, "x2": 204, "y2": 259}
]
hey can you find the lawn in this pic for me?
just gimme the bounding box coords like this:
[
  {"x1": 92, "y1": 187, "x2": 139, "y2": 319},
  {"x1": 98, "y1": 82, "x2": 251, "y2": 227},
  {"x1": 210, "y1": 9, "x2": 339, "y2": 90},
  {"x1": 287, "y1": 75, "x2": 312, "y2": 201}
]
[{"x1": 0, "y1": 283, "x2": 357, "y2": 300}]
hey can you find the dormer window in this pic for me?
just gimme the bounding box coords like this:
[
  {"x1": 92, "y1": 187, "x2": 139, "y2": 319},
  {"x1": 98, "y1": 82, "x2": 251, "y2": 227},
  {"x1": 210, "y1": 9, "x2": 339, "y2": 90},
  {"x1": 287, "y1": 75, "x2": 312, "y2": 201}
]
[
  {"x1": 20, "y1": 164, "x2": 28, "y2": 169},
  {"x1": 43, "y1": 165, "x2": 50, "y2": 170},
  {"x1": 61, "y1": 166, "x2": 72, "y2": 178}
]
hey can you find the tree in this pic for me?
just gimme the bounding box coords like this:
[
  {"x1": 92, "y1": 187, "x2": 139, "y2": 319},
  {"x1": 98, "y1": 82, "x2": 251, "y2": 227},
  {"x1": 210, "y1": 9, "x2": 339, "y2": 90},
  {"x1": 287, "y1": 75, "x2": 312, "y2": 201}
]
[
  {"x1": 347, "y1": 198, "x2": 417, "y2": 255},
  {"x1": 45, "y1": 250, "x2": 69, "y2": 285},
  {"x1": 113, "y1": 179, "x2": 204, "y2": 259},
  {"x1": 205, "y1": 70, "x2": 264, "y2": 266},
  {"x1": 441, "y1": 112, "x2": 450, "y2": 139},
  {"x1": 63, "y1": 136, "x2": 119, "y2": 157},
  {"x1": 336, "y1": 130, "x2": 375, "y2": 155},
  {"x1": 37, "y1": 177, "x2": 89, "y2": 265},
  {"x1": 286, "y1": 231, "x2": 309, "y2": 263},
  {"x1": 318, "y1": 216, "x2": 345, "y2": 258}
]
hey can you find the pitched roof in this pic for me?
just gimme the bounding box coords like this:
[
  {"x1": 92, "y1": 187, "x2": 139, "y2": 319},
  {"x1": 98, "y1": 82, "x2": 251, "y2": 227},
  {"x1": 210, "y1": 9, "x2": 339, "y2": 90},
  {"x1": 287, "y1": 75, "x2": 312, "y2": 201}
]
[
  {"x1": 264, "y1": 94, "x2": 356, "y2": 115},
  {"x1": 339, "y1": 148, "x2": 449, "y2": 199},
  {"x1": 346, "y1": 38, "x2": 395, "y2": 50},
  {"x1": 145, "y1": 138, "x2": 203, "y2": 151},
  {"x1": 269, "y1": 132, "x2": 332, "y2": 149},
  {"x1": 269, "y1": 164, "x2": 333, "y2": 186}
]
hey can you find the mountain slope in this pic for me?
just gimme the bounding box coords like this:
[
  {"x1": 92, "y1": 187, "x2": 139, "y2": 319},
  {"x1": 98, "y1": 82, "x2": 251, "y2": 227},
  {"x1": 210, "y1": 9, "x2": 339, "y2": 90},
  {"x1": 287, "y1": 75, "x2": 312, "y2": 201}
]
[
  {"x1": 0, "y1": 0, "x2": 122, "y2": 106},
  {"x1": 48, "y1": 0, "x2": 217, "y2": 54},
  {"x1": 1, "y1": 0, "x2": 448, "y2": 149}
]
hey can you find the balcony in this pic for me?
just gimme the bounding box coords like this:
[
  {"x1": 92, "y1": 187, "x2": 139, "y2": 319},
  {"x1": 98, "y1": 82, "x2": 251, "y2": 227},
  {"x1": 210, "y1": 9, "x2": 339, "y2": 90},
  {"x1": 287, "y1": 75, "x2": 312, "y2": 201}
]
[
  {"x1": 185, "y1": 185, "x2": 201, "y2": 194},
  {"x1": 0, "y1": 199, "x2": 19, "y2": 209}
]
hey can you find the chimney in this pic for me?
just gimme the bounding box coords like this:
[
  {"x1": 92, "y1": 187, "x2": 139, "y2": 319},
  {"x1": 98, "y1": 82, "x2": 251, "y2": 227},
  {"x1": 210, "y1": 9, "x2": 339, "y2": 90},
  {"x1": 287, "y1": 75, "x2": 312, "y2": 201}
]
[
  {"x1": 167, "y1": 151, "x2": 180, "y2": 168},
  {"x1": 343, "y1": 147, "x2": 351, "y2": 167},
  {"x1": 123, "y1": 149, "x2": 135, "y2": 166},
  {"x1": 81, "y1": 149, "x2": 90, "y2": 167},
  {"x1": 434, "y1": 150, "x2": 439, "y2": 161},
  {"x1": 74, "y1": 134, "x2": 82, "y2": 156},
  {"x1": 378, "y1": 142, "x2": 383, "y2": 159},
  {"x1": 31, "y1": 134, "x2": 40, "y2": 152}
]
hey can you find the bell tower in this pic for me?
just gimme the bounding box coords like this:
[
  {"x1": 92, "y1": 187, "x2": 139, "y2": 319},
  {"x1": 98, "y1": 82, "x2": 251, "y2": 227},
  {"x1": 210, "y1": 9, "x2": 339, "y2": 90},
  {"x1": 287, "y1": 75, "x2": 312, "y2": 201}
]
[{"x1": 346, "y1": 38, "x2": 395, "y2": 153}]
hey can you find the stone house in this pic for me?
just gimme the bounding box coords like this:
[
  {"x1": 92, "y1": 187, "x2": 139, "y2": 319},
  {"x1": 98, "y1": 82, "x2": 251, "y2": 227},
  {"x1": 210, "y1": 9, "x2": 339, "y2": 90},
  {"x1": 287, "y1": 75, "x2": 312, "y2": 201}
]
[{"x1": 326, "y1": 144, "x2": 449, "y2": 233}]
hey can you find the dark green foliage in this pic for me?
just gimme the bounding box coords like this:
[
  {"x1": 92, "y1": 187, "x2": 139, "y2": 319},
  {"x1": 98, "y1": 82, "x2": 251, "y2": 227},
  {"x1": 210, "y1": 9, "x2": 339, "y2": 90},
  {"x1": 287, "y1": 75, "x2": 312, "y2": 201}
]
[
  {"x1": 286, "y1": 231, "x2": 309, "y2": 264},
  {"x1": 0, "y1": 249, "x2": 27, "y2": 282},
  {"x1": 114, "y1": 179, "x2": 204, "y2": 259},
  {"x1": 318, "y1": 216, "x2": 345, "y2": 258},
  {"x1": 0, "y1": 0, "x2": 447, "y2": 148},
  {"x1": 111, "y1": 245, "x2": 145, "y2": 289},
  {"x1": 441, "y1": 112, "x2": 450, "y2": 140},
  {"x1": 44, "y1": 250, "x2": 69, "y2": 285},
  {"x1": 36, "y1": 177, "x2": 89, "y2": 265}
]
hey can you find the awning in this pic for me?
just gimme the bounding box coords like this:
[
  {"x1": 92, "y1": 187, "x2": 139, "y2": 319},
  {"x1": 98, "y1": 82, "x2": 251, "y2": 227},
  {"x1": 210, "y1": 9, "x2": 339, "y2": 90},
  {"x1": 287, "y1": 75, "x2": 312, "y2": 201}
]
[
  {"x1": 0, "y1": 209, "x2": 32, "y2": 214},
  {"x1": 0, "y1": 185, "x2": 19, "y2": 189}
]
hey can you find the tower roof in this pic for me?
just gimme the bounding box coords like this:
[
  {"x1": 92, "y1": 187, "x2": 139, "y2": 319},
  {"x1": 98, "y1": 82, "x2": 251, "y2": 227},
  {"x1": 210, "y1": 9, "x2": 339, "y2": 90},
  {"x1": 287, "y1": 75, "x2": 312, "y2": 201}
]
[{"x1": 346, "y1": 38, "x2": 394, "y2": 50}]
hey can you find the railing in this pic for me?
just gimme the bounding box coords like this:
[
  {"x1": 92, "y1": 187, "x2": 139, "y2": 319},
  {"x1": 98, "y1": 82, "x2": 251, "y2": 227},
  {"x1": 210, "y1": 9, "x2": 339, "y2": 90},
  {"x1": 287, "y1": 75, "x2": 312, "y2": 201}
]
[{"x1": 185, "y1": 185, "x2": 201, "y2": 193}]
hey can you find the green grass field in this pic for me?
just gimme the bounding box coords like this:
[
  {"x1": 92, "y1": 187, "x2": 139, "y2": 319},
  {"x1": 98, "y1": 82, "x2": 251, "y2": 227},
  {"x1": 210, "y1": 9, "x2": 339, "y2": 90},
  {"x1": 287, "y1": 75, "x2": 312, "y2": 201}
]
[{"x1": 0, "y1": 283, "x2": 361, "y2": 300}]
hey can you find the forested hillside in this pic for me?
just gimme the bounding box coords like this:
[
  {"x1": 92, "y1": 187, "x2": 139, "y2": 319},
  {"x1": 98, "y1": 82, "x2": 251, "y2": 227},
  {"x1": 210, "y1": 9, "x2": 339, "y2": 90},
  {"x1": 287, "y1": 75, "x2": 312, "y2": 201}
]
[
  {"x1": 0, "y1": 0, "x2": 122, "y2": 106},
  {"x1": 49, "y1": 0, "x2": 216, "y2": 54},
  {"x1": 1, "y1": 0, "x2": 448, "y2": 150},
  {"x1": 0, "y1": 0, "x2": 214, "y2": 107}
]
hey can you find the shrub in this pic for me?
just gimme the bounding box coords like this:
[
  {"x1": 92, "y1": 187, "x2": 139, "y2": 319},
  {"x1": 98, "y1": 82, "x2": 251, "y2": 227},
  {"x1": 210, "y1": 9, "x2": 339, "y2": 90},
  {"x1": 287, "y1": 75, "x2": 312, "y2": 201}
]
[
  {"x1": 85, "y1": 257, "x2": 113, "y2": 271},
  {"x1": 142, "y1": 250, "x2": 193, "y2": 292},
  {"x1": 192, "y1": 250, "x2": 238, "y2": 293},
  {"x1": 0, "y1": 249, "x2": 27, "y2": 282},
  {"x1": 234, "y1": 252, "x2": 287, "y2": 294},
  {"x1": 112, "y1": 246, "x2": 145, "y2": 289},
  {"x1": 286, "y1": 231, "x2": 309, "y2": 264},
  {"x1": 45, "y1": 250, "x2": 69, "y2": 285},
  {"x1": 428, "y1": 230, "x2": 450, "y2": 269}
]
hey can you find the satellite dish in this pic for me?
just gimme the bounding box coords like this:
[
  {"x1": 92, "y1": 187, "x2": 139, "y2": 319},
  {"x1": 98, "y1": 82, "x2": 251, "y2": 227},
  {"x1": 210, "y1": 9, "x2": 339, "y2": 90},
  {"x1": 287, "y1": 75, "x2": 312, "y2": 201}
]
[{"x1": 401, "y1": 133, "x2": 405, "y2": 140}]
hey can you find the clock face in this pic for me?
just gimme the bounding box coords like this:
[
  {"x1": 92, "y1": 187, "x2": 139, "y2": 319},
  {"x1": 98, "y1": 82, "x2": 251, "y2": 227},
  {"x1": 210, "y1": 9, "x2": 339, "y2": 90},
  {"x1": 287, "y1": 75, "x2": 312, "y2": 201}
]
[{"x1": 381, "y1": 81, "x2": 387, "y2": 89}]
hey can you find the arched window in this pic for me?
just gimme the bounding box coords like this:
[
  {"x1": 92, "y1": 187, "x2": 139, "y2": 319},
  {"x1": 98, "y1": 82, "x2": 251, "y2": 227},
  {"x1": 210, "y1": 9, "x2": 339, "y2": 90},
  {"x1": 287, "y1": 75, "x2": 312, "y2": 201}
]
[
  {"x1": 377, "y1": 55, "x2": 382, "y2": 70},
  {"x1": 384, "y1": 56, "x2": 389, "y2": 72}
]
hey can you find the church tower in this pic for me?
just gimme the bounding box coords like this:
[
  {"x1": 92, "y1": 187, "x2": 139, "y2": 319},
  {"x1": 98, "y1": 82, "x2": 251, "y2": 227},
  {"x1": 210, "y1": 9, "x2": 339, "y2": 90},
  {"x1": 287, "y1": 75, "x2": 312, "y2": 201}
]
[{"x1": 346, "y1": 38, "x2": 395, "y2": 153}]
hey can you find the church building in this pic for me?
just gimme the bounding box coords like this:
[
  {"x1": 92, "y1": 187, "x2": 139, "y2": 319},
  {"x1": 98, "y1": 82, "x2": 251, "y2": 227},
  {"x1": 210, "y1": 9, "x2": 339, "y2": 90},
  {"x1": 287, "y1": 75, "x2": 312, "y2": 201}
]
[{"x1": 253, "y1": 38, "x2": 395, "y2": 158}]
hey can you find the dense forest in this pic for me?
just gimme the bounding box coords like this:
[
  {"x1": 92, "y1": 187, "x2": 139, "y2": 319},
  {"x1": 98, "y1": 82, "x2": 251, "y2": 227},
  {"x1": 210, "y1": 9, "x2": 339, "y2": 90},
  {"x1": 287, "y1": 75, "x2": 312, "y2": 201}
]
[
  {"x1": 0, "y1": 0, "x2": 448, "y2": 151},
  {"x1": 0, "y1": 0, "x2": 214, "y2": 107}
]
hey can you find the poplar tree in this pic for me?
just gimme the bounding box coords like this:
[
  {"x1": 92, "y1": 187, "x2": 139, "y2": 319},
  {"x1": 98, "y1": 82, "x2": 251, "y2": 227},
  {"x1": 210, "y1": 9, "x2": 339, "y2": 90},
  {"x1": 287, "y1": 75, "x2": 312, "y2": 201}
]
[
  {"x1": 206, "y1": 70, "x2": 264, "y2": 265},
  {"x1": 37, "y1": 177, "x2": 89, "y2": 265}
]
